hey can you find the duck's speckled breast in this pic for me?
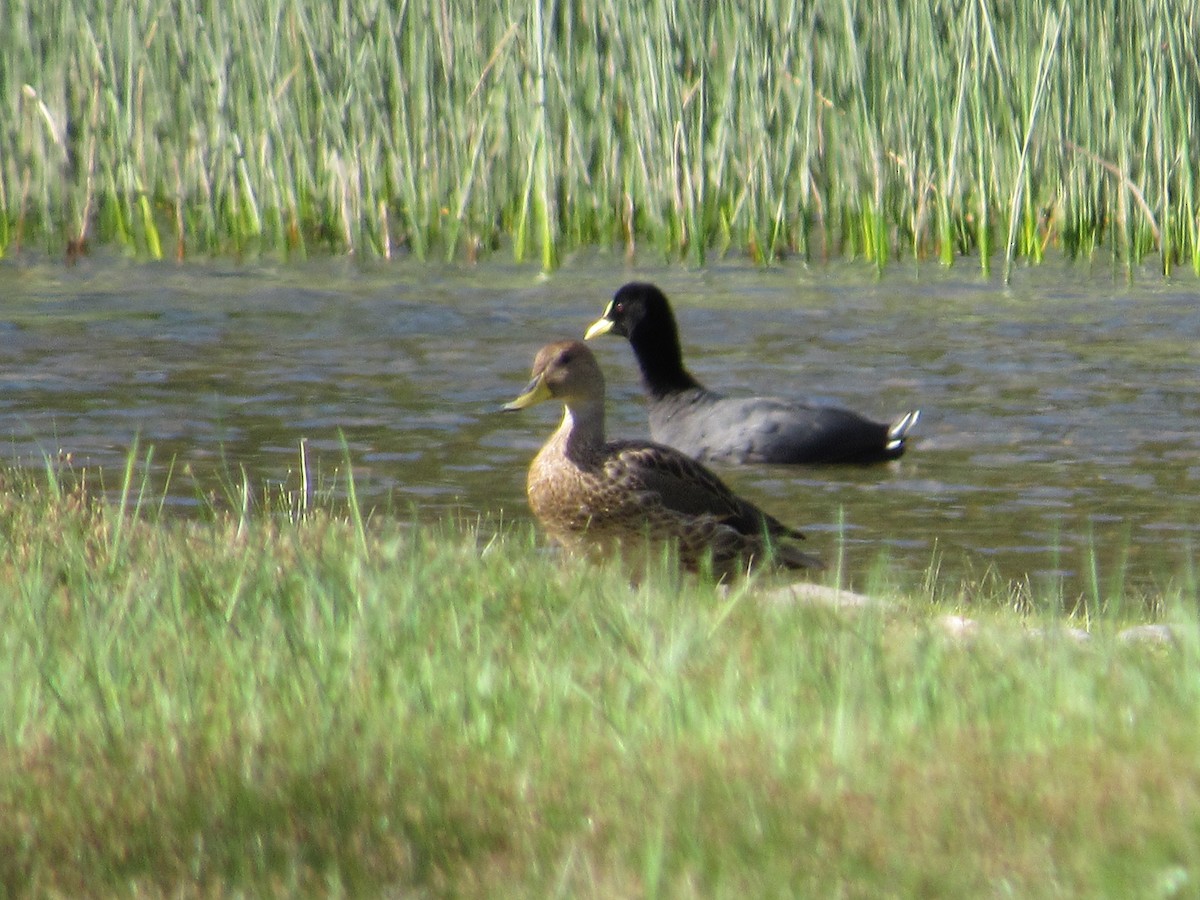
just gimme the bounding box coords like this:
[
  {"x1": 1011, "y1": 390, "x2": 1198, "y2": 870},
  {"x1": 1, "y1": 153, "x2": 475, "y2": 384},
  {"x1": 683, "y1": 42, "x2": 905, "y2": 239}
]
[{"x1": 526, "y1": 438, "x2": 657, "y2": 557}]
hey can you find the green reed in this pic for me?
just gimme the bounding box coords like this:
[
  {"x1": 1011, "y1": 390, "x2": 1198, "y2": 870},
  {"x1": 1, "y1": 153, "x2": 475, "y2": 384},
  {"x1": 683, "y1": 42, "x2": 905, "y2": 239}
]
[{"x1": 2, "y1": 0, "x2": 1199, "y2": 273}]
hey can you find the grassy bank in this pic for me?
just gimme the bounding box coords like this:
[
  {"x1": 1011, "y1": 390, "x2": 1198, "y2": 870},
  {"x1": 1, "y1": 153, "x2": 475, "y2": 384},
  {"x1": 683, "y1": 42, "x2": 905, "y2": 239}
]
[
  {"x1": 2, "y1": 0, "x2": 1197, "y2": 274},
  {"x1": 0, "y1": 461, "x2": 1199, "y2": 895}
]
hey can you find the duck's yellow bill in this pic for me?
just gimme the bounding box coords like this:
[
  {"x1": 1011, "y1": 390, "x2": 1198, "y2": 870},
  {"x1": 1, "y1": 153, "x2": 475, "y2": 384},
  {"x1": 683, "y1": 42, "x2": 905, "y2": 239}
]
[
  {"x1": 502, "y1": 373, "x2": 553, "y2": 410},
  {"x1": 583, "y1": 315, "x2": 615, "y2": 340}
]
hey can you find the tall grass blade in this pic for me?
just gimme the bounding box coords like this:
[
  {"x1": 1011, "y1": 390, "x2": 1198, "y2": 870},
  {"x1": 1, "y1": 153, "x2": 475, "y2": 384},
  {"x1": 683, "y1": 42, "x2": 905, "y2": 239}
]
[{"x1": 1003, "y1": 10, "x2": 1063, "y2": 284}]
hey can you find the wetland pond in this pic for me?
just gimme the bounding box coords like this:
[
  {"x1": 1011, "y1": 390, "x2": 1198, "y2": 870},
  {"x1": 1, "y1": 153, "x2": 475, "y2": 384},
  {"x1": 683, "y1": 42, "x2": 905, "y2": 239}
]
[{"x1": 1, "y1": 254, "x2": 1198, "y2": 604}]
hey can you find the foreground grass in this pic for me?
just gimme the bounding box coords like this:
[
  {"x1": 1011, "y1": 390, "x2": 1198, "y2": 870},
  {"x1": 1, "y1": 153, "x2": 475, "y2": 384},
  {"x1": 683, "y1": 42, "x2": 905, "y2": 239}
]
[
  {"x1": 2, "y1": 464, "x2": 1200, "y2": 896},
  {"x1": 2, "y1": 0, "x2": 1197, "y2": 274}
]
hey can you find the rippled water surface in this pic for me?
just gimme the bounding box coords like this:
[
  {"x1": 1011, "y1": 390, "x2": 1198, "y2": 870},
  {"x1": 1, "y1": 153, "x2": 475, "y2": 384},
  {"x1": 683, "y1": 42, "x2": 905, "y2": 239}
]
[{"x1": 1, "y1": 254, "x2": 1198, "y2": 600}]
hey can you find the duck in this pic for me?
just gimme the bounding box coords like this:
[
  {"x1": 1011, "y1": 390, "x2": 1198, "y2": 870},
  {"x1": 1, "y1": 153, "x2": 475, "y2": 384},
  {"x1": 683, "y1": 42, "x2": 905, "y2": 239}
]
[
  {"x1": 584, "y1": 282, "x2": 920, "y2": 465},
  {"x1": 503, "y1": 340, "x2": 822, "y2": 577}
]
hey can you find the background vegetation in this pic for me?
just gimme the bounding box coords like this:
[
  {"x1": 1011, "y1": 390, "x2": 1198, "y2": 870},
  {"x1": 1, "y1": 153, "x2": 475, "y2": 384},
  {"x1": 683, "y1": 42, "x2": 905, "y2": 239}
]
[
  {"x1": 1, "y1": 462, "x2": 1199, "y2": 896},
  {"x1": 2, "y1": 0, "x2": 1197, "y2": 274}
]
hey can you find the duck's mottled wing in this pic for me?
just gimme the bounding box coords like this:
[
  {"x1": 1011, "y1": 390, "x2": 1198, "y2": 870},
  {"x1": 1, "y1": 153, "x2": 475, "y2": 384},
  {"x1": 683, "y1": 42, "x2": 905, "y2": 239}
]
[{"x1": 602, "y1": 439, "x2": 805, "y2": 540}]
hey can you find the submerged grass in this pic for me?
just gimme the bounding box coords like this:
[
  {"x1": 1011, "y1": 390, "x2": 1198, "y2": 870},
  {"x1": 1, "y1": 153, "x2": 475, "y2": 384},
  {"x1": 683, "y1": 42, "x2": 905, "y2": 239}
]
[
  {"x1": 1, "y1": 459, "x2": 1200, "y2": 895},
  {"x1": 3, "y1": 0, "x2": 1200, "y2": 274}
]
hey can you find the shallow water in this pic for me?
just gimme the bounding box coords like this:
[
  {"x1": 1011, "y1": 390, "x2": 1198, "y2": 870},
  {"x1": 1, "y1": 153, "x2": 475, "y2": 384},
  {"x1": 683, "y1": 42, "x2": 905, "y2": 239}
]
[{"x1": 1, "y1": 253, "x2": 1197, "y2": 601}]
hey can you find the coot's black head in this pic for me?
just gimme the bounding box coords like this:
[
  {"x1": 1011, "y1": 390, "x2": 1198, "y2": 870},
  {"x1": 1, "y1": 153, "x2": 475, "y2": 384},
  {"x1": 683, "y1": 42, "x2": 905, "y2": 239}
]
[
  {"x1": 585, "y1": 283, "x2": 698, "y2": 394},
  {"x1": 585, "y1": 282, "x2": 678, "y2": 344}
]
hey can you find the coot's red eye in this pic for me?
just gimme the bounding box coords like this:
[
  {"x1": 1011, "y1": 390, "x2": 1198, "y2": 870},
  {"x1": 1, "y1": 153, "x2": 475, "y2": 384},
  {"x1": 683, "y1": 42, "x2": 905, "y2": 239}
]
[{"x1": 614, "y1": 302, "x2": 624, "y2": 313}]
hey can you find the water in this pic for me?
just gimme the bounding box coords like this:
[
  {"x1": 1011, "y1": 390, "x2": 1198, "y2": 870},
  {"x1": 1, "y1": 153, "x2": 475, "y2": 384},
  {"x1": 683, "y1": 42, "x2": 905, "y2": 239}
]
[{"x1": 1, "y1": 253, "x2": 1197, "y2": 601}]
